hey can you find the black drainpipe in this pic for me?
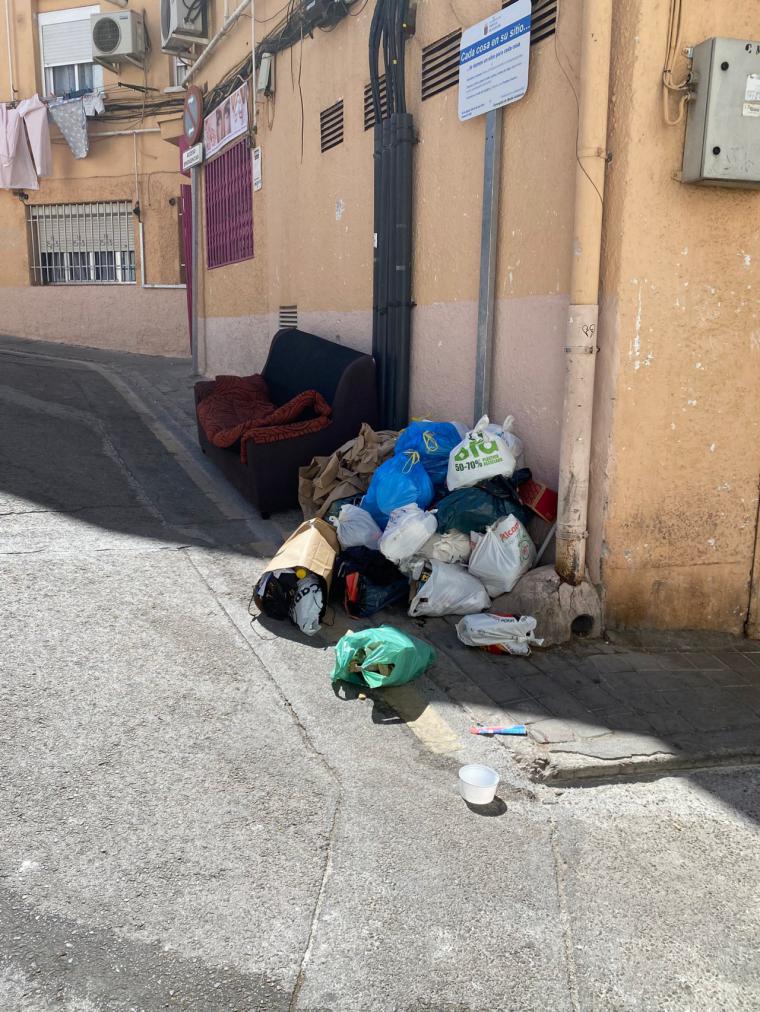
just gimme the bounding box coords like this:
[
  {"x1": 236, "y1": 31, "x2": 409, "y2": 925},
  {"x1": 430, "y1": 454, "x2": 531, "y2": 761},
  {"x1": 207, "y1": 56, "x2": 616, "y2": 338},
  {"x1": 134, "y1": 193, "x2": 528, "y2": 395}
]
[{"x1": 370, "y1": 0, "x2": 414, "y2": 431}]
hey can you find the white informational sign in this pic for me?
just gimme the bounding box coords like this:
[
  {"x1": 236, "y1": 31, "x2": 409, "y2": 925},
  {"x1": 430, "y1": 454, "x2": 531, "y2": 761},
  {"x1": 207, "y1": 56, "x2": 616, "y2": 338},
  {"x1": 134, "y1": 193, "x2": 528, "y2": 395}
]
[
  {"x1": 458, "y1": 0, "x2": 531, "y2": 122},
  {"x1": 252, "y1": 146, "x2": 262, "y2": 191},
  {"x1": 204, "y1": 81, "x2": 249, "y2": 159},
  {"x1": 182, "y1": 142, "x2": 203, "y2": 171}
]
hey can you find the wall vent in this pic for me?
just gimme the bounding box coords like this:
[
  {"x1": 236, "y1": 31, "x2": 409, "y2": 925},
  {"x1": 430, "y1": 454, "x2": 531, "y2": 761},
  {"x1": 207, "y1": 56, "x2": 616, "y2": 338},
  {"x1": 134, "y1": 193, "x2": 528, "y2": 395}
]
[
  {"x1": 320, "y1": 100, "x2": 344, "y2": 152},
  {"x1": 503, "y1": 0, "x2": 558, "y2": 45},
  {"x1": 421, "y1": 3, "x2": 558, "y2": 104},
  {"x1": 363, "y1": 76, "x2": 388, "y2": 130},
  {"x1": 421, "y1": 29, "x2": 461, "y2": 101},
  {"x1": 279, "y1": 305, "x2": 298, "y2": 329}
]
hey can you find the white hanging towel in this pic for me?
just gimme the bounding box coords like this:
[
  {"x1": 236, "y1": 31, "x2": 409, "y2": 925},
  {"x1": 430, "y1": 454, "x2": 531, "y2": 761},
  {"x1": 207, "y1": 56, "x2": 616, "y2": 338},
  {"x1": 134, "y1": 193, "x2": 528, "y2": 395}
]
[
  {"x1": 0, "y1": 104, "x2": 39, "y2": 189},
  {"x1": 17, "y1": 95, "x2": 53, "y2": 177}
]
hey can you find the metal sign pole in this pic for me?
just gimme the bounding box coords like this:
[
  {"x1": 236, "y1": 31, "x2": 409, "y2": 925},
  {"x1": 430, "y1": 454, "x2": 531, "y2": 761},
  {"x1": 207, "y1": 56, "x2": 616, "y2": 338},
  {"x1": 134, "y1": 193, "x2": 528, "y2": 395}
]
[
  {"x1": 190, "y1": 164, "x2": 201, "y2": 375},
  {"x1": 473, "y1": 105, "x2": 503, "y2": 421}
]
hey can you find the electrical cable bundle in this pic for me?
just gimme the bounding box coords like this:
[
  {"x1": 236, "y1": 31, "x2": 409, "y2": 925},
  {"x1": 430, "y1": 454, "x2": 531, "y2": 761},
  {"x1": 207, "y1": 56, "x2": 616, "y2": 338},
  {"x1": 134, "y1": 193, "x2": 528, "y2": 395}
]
[{"x1": 369, "y1": 0, "x2": 413, "y2": 430}]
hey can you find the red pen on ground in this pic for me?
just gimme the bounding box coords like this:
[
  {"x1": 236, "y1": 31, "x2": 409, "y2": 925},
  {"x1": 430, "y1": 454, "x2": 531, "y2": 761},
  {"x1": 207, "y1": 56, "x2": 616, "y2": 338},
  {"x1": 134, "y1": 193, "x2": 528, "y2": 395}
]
[{"x1": 469, "y1": 724, "x2": 527, "y2": 736}]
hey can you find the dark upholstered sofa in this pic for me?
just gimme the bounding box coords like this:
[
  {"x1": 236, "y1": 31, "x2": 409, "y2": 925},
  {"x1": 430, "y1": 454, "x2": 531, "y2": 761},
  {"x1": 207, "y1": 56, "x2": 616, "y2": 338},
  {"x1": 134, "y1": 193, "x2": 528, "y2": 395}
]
[{"x1": 194, "y1": 328, "x2": 378, "y2": 517}]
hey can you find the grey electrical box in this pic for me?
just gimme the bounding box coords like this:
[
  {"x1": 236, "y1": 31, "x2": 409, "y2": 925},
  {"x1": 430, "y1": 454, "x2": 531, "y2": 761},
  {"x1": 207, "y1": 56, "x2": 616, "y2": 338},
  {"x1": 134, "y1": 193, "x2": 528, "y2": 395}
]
[{"x1": 682, "y1": 37, "x2": 760, "y2": 187}]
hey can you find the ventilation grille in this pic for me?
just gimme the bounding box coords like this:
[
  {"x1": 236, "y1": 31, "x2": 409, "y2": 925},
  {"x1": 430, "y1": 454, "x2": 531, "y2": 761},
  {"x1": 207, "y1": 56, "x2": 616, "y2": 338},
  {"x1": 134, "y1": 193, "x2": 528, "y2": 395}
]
[
  {"x1": 320, "y1": 100, "x2": 344, "y2": 152},
  {"x1": 421, "y1": 29, "x2": 461, "y2": 101},
  {"x1": 363, "y1": 76, "x2": 388, "y2": 130},
  {"x1": 503, "y1": 0, "x2": 558, "y2": 45},
  {"x1": 279, "y1": 305, "x2": 298, "y2": 329}
]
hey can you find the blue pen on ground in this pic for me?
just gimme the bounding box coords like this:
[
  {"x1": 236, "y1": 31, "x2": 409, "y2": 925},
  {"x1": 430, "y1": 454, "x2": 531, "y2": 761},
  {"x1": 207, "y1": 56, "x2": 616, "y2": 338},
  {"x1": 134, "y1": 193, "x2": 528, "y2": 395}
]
[{"x1": 469, "y1": 724, "x2": 527, "y2": 736}]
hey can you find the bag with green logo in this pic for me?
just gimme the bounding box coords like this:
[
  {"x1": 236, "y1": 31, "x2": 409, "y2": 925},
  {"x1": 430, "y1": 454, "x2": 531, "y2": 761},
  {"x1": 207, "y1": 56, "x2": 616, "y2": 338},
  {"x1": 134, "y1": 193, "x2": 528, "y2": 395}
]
[{"x1": 446, "y1": 415, "x2": 517, "y2": 491}]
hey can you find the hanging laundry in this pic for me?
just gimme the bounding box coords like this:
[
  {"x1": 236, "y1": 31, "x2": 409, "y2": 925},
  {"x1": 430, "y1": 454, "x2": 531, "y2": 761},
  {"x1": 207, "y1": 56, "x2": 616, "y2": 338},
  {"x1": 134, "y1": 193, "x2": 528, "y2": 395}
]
[
  {"x1": 0, "y1": 104, "x2": 38, "y2": 189},
  {"x1": 48, "y1": 97, "x2": 88, "y2": 159},
  {"x1": 17, "y1": 95, "x2": 52, "y2": 178},
  {"x1": 83, "y1": 92, "x2": 105, "y2": 118}
]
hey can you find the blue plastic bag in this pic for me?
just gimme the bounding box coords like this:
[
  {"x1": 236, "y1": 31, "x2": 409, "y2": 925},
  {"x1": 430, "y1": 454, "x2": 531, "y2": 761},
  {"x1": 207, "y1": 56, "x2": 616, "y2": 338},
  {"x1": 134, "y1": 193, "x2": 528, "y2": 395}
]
[
  {"x1": 361, "y1": 451, "x2": 434, "y2": 528},
  {"x1": 395, "y1": 421, "x2": 461, "y2": 488}
]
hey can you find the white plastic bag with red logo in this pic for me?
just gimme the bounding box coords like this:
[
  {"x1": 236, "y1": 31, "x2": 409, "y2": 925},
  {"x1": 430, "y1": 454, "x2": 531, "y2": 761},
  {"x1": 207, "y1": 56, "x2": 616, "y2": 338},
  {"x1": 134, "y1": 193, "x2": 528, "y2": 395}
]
[
  {"x1": 446, "y1": 415, "x2": 517, "y2": 491},
  {"x1": 467, "y1": 513, "x2": 536, "y2": 597}
]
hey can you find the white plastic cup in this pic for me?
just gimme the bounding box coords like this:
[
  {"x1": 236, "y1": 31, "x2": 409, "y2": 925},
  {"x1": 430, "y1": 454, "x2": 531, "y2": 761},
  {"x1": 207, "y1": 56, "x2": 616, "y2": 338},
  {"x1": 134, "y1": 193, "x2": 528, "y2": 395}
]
[{"x1": 458, "y1": 764, "x2": 500, "y2": 806}]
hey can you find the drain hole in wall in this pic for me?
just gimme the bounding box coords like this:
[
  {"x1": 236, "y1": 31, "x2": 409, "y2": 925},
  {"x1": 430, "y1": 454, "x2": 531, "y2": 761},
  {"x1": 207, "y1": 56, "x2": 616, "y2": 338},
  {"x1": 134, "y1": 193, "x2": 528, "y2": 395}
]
[{"x1": 571, "y1": 614, "x2": 594, "y2": 637}]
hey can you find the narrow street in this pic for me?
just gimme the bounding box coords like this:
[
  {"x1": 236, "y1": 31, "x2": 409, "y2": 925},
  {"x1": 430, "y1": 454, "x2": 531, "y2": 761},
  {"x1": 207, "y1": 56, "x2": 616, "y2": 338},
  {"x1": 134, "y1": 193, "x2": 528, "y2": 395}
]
[{"x1": 1, "y1": 338, "x2": 759, "y2": 1012}]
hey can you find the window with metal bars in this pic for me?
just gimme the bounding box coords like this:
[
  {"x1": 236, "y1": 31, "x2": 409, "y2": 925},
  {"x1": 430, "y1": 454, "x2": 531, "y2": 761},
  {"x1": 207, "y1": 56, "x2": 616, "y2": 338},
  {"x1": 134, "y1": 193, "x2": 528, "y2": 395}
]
[
  {"x1": 320, "y1": 100, "x2": 344, "y2": 152},
  {"x1": 363, "y1": 76, "x2": 388, "y2": 130},
  {"x1": 27, "y1": 201, "x2": 135, "y2": 285},
  {"x1": 205, "y1": 138, "x2": 254, "y2": 270},
  {"x1": 422, "y1": 2, "x2": 559, "y2": 102}
]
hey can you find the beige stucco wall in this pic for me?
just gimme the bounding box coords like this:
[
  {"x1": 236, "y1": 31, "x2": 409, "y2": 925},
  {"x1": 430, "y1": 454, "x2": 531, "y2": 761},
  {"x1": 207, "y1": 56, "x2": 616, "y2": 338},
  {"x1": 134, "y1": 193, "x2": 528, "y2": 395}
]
[
  {"x1": 588, "y1": 0, "x2": 760, "y2": 634},
  {"x1": 194, "y1": 0, "x2": 581, "y2": 486},
  {"x1": 0, "y1": 0, "x2": 188, "y2": 355}
]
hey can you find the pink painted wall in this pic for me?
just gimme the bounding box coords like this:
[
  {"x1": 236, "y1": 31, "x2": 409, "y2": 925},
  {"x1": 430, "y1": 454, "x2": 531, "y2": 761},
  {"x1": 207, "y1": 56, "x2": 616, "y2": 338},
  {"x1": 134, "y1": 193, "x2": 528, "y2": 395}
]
[{"x1": 0, "y1": 286, "x2": 189, "y2": 357}]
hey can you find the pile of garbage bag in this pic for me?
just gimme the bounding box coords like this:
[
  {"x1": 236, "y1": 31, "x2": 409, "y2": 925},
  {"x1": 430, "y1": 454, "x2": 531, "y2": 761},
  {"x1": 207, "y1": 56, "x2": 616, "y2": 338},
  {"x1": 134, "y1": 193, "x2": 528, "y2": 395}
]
[{"x1": 251, "y1": 415, "x2": 558, "y2": 654}]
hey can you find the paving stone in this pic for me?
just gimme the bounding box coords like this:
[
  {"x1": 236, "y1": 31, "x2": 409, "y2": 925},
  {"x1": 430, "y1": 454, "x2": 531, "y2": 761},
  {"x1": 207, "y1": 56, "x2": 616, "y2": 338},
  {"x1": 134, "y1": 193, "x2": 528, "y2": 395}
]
[
  {"x1": 652, "y1": 652, "x2": 697, "y2": 671},
  {"x1": 514, "y1": 672, "x2": 564, "y2": 698},
  {"x1": 549, "y1": 733, "x2": 675, "y2": 760},
  {"x1": 539, "y1": 690, "x2": 601, "y2": 721},
  {"x1": 525, "y1": 652, "x2": 580, "y2": 676},
  {"x1": 714, "y1": 651, "x2": 760, "y2": 675},
  {"x1": 528, "y1": 719, "x2": 577, "y2": 744},
  {"x1": 645, "y1": 711, "x2": 696, "y2": 736},
  {"x1": 669, "y1": 728, "x2": 760, "y2": 755},
  {"x1": 650, "y1": 670, "x2": 715, "y2": 691},
  {"x1": 724, "y1": 685, "x2": 760, "y2": 714},
  {"x1": 568, "y1": 683, "x2": 621, "y2": 712},
  {"x1": 668, "y1": 701, "x2": 760, "y2": 732},
  {"x1": 627, "y1": 653, "x2": 668, "y2": 671},
  {"x1": 703, "y1": 667, "x2": 760, "y2": 687},
  {"x1": 587, "y1": 653, "x2": 637, "y2": 674},
  {"x1": 504, "y1": 699, "x2": 553, "y2": 725},
  {"x1": 569, "y1": 717, "x2": 616, "y2": 740},
  {"x1": 601, "y1": 711, "x2": 662, "y2": 734},
  {"x1": 682, "y1": 652, "x2": 729, "y2": 670}
]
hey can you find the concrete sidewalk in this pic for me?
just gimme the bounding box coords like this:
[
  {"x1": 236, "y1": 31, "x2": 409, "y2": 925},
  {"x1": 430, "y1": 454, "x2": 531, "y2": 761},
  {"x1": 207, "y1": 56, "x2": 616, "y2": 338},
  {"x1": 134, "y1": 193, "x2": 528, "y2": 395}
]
[{"x1": 1, "y1": 335, "x2": 759, "y2": 1011}]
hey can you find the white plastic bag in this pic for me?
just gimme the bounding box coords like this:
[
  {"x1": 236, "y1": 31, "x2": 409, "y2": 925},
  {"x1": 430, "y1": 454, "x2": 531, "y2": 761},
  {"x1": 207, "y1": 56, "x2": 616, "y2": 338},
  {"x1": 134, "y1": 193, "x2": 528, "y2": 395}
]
[
  {"x1": 485, "y1": 415, "x2": 524, "y2": 468},
  {"x1": 336, "y1": 504, "x2": 382, "y2": 550},
  {"x1": 456, "y1": 614, "x2": 543, "y2": 656},
  {"x1": 379, "y1": 504, "x2": 437, "y2": 565},
  {"x1": 289, "y1": 574, "x2": 324, "y2": 636},
  {"x1": 408, "y1": 560, "x2": 490, "y2": 617},
  {"x1": 420, "y1": 530, "x2": 472, "y2": 565},
  {"x1": 468, "y1": 514, "x2": 536, "y2": 597},
  {"x1": 446, "y1": 415, "x2": 517, "y2": 491}
]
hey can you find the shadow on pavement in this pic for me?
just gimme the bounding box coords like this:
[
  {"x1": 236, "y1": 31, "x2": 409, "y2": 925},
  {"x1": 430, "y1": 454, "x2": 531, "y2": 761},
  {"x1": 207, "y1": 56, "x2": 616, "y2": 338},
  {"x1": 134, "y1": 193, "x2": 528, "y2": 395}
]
[{"x1": 3, "y1": 340, "x2": 760, "y2": 822}]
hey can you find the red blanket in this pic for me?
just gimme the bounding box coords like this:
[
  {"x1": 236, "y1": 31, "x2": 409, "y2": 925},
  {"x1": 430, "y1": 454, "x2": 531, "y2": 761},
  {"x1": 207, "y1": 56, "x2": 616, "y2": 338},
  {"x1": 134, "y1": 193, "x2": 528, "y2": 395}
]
[{"x1": 197, "y1": 374, "x2": 332, "y2": 463}]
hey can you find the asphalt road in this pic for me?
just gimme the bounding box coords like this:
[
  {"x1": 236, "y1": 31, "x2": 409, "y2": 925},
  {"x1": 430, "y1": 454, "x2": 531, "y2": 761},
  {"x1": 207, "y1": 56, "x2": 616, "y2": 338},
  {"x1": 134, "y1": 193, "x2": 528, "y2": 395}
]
[{"x1": 1, "y1": 344, "x2": 759, "y2": 1012}]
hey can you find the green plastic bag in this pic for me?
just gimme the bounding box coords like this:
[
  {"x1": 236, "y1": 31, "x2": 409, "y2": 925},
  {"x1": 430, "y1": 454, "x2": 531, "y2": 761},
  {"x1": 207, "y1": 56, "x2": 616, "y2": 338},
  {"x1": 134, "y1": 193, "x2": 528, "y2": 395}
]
[{"x1": 331, "y1": 625, "x2": 435, "y2": 689}]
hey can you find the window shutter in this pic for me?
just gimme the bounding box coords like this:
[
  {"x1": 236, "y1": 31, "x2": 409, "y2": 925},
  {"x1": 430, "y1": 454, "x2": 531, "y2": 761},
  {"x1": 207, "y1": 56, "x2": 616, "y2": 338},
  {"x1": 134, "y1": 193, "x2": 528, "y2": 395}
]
[{"x1": 41, "y1": 19, "x2": 94, "y2": 67}]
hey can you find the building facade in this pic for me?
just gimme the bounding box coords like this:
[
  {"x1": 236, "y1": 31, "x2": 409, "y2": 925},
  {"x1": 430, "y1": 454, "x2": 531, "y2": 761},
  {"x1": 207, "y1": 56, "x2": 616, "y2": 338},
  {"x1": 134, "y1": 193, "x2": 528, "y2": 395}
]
[
  {"x1": 0, "y1": 0, "x2": 188, "y2": 354},
  {"x1": 2, "y1": 0, "x2": 759, "y2": 637}
]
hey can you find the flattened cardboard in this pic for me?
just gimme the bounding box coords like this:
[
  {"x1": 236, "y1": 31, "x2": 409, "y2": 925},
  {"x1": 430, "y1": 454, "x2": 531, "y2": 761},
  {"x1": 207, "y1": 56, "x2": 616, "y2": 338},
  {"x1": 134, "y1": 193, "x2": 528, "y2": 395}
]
[{"x1": 262, "y1": 518, "x2": 340, "y2": 590}]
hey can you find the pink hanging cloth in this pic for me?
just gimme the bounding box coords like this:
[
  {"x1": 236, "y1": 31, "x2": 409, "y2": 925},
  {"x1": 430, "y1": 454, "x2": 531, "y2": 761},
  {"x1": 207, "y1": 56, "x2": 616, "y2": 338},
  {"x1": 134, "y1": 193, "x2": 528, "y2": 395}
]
[
  {"x1": 0, "y1": 104, "x2": 38, "y2": 189},
  {"x1": 17, "y1": 95, "x2": 52, "y2": 178}
]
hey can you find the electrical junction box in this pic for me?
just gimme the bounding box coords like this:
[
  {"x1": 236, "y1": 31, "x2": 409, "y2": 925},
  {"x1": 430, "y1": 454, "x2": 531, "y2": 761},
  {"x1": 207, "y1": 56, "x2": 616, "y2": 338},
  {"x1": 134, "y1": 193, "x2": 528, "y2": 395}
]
[{"x1": 682, "y1": 37, "x2": 760, "y2": 187}]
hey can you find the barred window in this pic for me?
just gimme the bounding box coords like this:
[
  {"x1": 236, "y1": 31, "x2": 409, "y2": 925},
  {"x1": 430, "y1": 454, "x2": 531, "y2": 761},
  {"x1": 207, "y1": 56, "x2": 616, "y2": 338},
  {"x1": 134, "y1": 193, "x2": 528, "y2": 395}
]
[
  {"x1": 205, "y1": 138, "x2": 254, "y2": 270},
  {"x1": 28, "y1": 201, "x2": 135, "y2": 284}
]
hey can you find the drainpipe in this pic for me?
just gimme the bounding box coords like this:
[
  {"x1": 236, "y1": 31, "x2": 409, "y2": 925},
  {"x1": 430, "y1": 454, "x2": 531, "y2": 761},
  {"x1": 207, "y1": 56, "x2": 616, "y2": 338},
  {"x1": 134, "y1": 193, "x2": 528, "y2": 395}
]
[
  {"x1": 554, "y1": 0, "x2": 613, "y2": 586},
  {"x1": 4, "y1": 0, "x2": 15, "y2": 101},
  {"x1": 182, "y1": 0, "x2": 251, "y2": 84}
]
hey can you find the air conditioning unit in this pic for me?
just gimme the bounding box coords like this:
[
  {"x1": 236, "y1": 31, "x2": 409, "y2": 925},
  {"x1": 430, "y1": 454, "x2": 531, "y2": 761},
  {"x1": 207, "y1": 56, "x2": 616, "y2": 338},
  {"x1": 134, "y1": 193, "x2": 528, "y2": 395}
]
[
  {"x1": 161, "y1": 0, "x2": 208, "y2": 54},
  {"x1": 91, "y1": 10, "x2": 146, "y2": 67}
]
